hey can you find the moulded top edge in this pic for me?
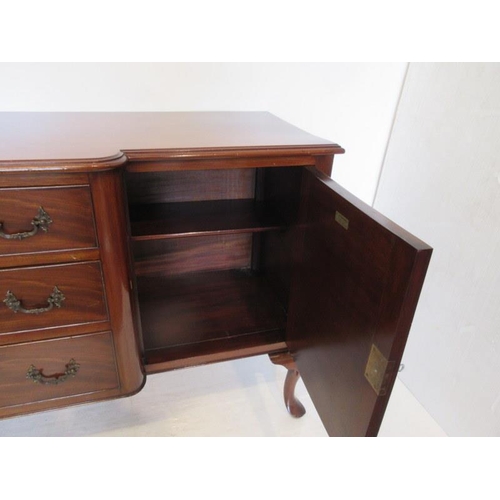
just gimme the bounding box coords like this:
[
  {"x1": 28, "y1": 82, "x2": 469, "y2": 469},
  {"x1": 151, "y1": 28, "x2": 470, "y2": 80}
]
[{"x1": 0, "y1": 112, "x2": 344, "y2": 171}]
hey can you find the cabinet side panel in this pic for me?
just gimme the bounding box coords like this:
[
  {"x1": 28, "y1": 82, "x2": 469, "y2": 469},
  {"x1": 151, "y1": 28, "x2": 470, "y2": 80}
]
[
  {"x1": 315, "y1": 155, "x2": 334, "y2": 177},
  {"x1": 90, "y1": 169, "x2": 145, "y2": 395},
  {"x1": 260, "y1": 167, "x2": 303, "y2": 307}
]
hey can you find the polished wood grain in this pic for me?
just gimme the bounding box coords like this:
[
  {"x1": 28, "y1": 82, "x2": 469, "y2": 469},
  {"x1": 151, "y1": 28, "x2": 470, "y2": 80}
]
[
  {"x1": 0, "y1": 154, "x2": 126, "y2": 173},
  {"x1": 0, "y1": 172, "x2": 88, "y2": 188},
  {"x1": 145, "y1": 330, "x2": 287, "y2": 373},
  {"x1": 0, "y1": 186, "x2": 97, "y2": 256},
  {"x1": 0, "y1": 112, "x2": 433, "y2": 437},
  {"x1": 0, "y1": 261, "x2": 108, "y2": 336},
  {"x1": 126, "y1": 169, "x2": 256, "y2": 204},
  {"x1": 0, "y1": 331, "x2": 118, "y2": 410},
  {"x1": 269, "y1": 351, "x2": 306, "y2": 418},
  {"x1": 314, "y1": 154, "x2": 334, "y2": 176},
  {"x1": 132, "y1": 234, "x2": 252, "y2": 277},
  {"x1": 0, "y1": 320, "x2": 111, "y2": 347},
  {"x1": 137, "y1": 269, "x2": 287, "y2": 352},
  {"x1": 90, "y1": 169, "x2": 145, "y2": 395},
  {"x1": 287, "y1": 167, "x2": 432, "y2": 437},
  {"x1": 125, "y1": 155, "x2": 319, "y2": 172},
  {"x1": 260, "y1": 167, "x2": 303, "y2": 306},
  {"x1": 129, "y1": 200, "x2": 285, "y2": 241},
  {"x1": 0, "y1": 112, "x2": 343, "y2": 169},
  {"x1": 0, "y1": 248, "x2": 100, "y2": 270}
]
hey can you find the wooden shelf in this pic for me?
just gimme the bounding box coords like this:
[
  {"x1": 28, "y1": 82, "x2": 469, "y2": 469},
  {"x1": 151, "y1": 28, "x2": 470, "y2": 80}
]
[
  {"x1": 137, "y1": 269, "x2": 287, "y2": 368},
  {"x1": 144, "y1": 330, "x2": 287, "y2": 373},
  {"x1": 129, "y1": 199, "x2": 285, "y2": 241}
]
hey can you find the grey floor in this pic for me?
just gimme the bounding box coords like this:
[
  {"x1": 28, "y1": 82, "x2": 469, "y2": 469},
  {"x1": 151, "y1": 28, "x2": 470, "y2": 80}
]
[{"x1": 0, "y1": 354, "x2": 446, "y2": 437}]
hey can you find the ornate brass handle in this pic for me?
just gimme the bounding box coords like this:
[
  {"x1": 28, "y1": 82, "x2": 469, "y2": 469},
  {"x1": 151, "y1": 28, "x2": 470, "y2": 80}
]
[
  {"x1": 26, "y1": 359, "x2": 80, "y2": 385},
  {"x1": 0, "y1": 207, "x2": 52, "y2": 240},
  {"x1": 3, "y1": 286, "x2": 65, "y2": 314}
]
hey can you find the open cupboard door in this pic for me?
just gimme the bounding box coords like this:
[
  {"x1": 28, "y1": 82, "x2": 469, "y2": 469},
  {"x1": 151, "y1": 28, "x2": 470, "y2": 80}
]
[{"x1": 286, "y1": 168, "x2": 432, "y2": 436}]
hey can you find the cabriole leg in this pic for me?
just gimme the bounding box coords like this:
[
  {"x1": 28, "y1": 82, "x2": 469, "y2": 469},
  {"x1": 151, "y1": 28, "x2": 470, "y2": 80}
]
[{"x1": 269, "y1": 352, "x2": 306, "y2": 418}]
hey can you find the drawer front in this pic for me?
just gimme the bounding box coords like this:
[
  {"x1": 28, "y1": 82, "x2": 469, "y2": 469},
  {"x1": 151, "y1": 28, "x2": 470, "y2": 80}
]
[
  {"x1": 0, "y1": 332, "x2": 119, "y2": 408},
  {"x1": 0, "y1": 262, "x2": 108, "y2": 335},
  {"x1": 0, "y1": 186, "x2": 97, "y2": 256}
]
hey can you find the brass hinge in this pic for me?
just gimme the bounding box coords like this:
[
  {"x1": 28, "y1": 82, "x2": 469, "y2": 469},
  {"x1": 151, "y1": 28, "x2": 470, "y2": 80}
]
[{"x1": 364, "y1": 344, "x2": 395, "y2": 396}]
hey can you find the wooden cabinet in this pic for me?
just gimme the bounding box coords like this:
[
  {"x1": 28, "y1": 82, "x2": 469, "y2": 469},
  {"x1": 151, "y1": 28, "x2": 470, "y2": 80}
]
[{"x1": 0, "y1": 112, "x2": 431, "y2": 436}]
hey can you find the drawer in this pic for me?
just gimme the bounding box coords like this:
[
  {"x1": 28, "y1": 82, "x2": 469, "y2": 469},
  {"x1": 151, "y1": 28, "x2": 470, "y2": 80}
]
[
  {"x1": 0, "y1": 186, "x2": 97, "y2": 256},
  {"x1": 0, "y1": 332, "x2": 119, "y2": 409},
  {"x1": 0, "y1": 262, "x2": 108, "y2": 335}
]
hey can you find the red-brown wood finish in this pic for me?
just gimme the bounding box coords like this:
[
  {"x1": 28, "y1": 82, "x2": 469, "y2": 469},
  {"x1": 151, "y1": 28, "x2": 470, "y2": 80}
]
[
  {"x1": 0, "y1": 172, "x2": 89, "y2": 188},
  {"x1": 0, "y1": 320, "x2": 112, "y2": 347},
  {"x1": 89, "y1": 169, "x2": 145, "y2": 395},
  {"x1": 0, "y1": 261, "x2": 108, "y2": 336},
  {"x1": 125, "y1": 169, "x2": 256, "y2": 204},
  {"x1": 0, "y1": 331, "x2": 119, "y2": 410},
  {"x1": 0, "y1": 248, "x2": 101, "y2": 270},
  {"x1": 137, "y1": 269, "x2": 287, "y2": 352},
  {"x1": 259, "y1": 167, "x2": 303, "y2": 307},
  {"x1": 0, "y1": 185, "x2": 97, "y2": 256},
  {"x1": 269, "y1": 352, "x2": 306, "y2": 418},
  {"x1": 0, "y1": 112, "x2": 431, "y2": 437},
  {"x1": 314, "y1": 154, "x2": 334, "y2": 177},
  {"x1": 0, "y1": 112, "x2": 342, "y2": 166},
  {"x1": 129, "y1": 199, "x2": 285, "y2": 241},
  {"x1": 126, "y1": 155, "x2": 320, "y2": 172},
  {"x1": 286, "y1": 168, "x2": 432, "y2": 437},
  {"x1": 132, "y1": 234, "x2": 252, "y2": 277},
  {"x1": 145, "y1": 330, "x2": 287, "y2": 374}
]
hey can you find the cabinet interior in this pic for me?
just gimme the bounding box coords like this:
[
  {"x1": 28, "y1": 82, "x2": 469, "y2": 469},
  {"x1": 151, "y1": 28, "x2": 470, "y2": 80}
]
[{"x1": 125, "y1": 166, "x2": 303, "y2": 370}]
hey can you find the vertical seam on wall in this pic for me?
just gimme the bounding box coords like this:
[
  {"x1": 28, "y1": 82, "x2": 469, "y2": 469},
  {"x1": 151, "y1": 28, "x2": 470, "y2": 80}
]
[{"x1": 371, "y1": 62, "x2": 411, "y2": 207}]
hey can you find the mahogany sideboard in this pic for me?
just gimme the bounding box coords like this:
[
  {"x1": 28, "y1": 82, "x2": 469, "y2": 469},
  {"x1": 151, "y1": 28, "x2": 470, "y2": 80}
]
[{"x1": 0, "y1": 112, "x2": 431, "y2": 436}]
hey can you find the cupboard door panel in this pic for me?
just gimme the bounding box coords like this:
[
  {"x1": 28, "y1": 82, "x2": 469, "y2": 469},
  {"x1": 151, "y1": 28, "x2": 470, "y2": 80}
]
[{"x1": 287, "y1": 168, "x2": 431, "y2": 436}]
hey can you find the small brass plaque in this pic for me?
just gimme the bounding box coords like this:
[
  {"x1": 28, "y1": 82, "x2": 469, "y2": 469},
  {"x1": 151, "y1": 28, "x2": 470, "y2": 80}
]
[
  {"x1": 364, "y1": 344, "x2": 388, "y2": 396},
  {"x1": 335, "y1": 211, "x2": 349, "y2": 230}
]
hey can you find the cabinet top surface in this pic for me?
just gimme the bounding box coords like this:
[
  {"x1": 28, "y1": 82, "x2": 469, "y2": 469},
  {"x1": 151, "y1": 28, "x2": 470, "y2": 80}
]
[{"x1": 0, "y1": 112, "x2": 343, "y2": 170}]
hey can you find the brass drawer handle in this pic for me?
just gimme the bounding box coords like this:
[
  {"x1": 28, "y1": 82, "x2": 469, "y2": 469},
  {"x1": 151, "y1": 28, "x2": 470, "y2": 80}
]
[
  {"x1": 3, "y1": 286, "x2": 65, "y2": 314},
  {"x1": 0, "y1": 206, "x2": 52, "y2": 240},
  {"x1": 27, "y1": 358, "x2": 80, "y2": 385}
]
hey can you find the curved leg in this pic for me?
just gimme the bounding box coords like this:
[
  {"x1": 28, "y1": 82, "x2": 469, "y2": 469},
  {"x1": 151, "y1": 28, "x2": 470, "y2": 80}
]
[{"x1": 269, "y1": 352, "x2": 306, "y2": 418}]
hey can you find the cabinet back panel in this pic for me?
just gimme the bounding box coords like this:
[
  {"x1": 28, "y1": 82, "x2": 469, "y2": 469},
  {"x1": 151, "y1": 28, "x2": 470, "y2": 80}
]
[
  {"x1": 125, "y1": 169, "x2": 256, "y2": 204},
  {"x1": 262, "y1": 167, "x2": 303, "y2": 223},
  {"x1": 137, "y1": 270, "x2": 287, "y2": 351},
  {"x1": 132, "y1": 234, "x2": 252, "y2": 277}
]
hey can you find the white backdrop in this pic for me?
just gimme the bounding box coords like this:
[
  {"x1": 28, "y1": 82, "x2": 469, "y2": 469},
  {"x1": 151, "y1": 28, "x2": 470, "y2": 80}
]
[{"x1": 375, "y1": 63, "x2": 500, "y2": 436}]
